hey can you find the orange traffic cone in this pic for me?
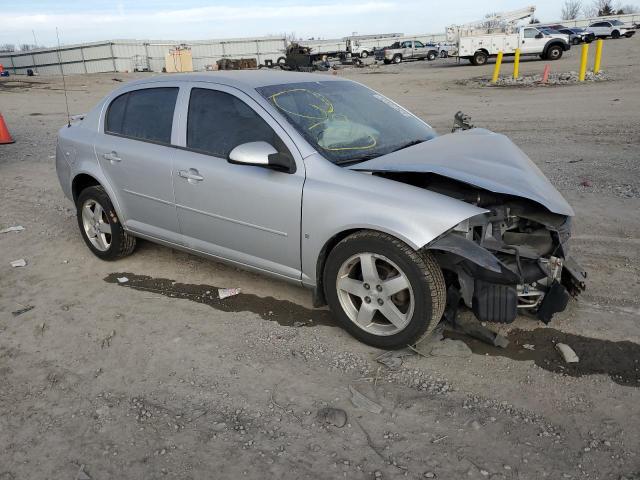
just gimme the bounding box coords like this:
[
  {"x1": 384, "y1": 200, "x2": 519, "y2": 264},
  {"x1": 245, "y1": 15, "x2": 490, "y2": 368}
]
[{"x1": 0, "y1": 113, "x2": 14, "y2": 144}]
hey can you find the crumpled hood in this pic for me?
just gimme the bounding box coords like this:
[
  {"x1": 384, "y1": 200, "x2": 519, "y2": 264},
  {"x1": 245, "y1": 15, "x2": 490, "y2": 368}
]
[{"x1": 348, "y1": 128, "x2": 574, "y2": 216}]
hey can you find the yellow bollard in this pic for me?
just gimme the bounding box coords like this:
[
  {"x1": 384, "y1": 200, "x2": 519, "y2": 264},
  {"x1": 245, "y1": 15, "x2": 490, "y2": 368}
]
[
  {"x1": 513, "y1": 48, "x2": 521, "y2": 79},
  {"x1": 578, "y1": 43, "x2": 589, "y2": 81},
  {"x1": 491, "y1": 51, "x2": 503, "y2": 83},
  {"x1": 594, "y1": 39, "x2": 603, "y2": 74}
]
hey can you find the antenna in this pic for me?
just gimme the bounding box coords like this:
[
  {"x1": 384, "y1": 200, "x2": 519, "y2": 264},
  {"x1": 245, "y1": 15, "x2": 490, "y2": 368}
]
[{"x1": 55, "y1": 27, "x2": 71, "y2": 127}]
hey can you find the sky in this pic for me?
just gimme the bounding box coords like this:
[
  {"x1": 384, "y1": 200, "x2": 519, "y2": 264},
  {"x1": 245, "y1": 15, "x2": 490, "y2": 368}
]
[{"x1": 1, "y1": 1, "x2": 580, "y2": 47}]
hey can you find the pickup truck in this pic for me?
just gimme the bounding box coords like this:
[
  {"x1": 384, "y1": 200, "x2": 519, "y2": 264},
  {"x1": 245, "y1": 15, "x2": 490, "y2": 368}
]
[
  {"x1": 451, "y1": 26, "x2": 571, "y2": 65},
  {"x1": 585, "y1": 20, "x2": 635, "y2": 39},
  {"x1": 375, "y1": 40, "x2": 439, "y2": 64}
]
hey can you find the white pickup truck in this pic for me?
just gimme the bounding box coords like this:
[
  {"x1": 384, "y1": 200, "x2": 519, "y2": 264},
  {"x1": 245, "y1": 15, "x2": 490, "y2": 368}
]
[{"x1": 448, "y1": 25, "x2": 571, "y2": 65}]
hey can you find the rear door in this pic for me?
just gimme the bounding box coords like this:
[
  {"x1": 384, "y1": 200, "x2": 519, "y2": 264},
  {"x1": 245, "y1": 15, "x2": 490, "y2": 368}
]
[
  {"x1": 95, "y1": 85, "x2": 181, "y2": 242},
  {"x1": 401, "y1": 41, "x2": 413, "y2": 59},
  {"x1": 170, "y1": 83, "x2": 305, "y2": 280}
]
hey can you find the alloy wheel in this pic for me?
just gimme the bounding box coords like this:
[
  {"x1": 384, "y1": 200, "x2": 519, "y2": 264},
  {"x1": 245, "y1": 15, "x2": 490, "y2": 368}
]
[
  {"x1": 81, "y1": 198, "x2": 112, "y2": 251},
  {"x1": 336, "y1": 252, "x2": 414, "y2": 336}
]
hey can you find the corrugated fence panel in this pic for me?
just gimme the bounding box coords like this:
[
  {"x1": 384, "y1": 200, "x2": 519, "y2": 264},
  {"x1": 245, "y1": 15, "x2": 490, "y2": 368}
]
[
  {"x1": 12, "y1": 55, "x2": 34, "y2": 67},
  {"x1": 35, "y1": 65, "x2": 62, "y2": 75},
  {"x1": 114, "y1": 58, "x2": 134, "y2": 72},
  {"x1": 62, "y1": 62, "x2": 87, "y2": 75},
  {"x1": 82, "y1": 44, "x2": 113, "y2": 60},
  {"x1": 59, "y1": 48, "x2": 84, "y2": 63},
  {"x1": 191, "y1": 43, "x2": 225, "y2": 57},
  {"x1": 85, "y1": 59, "x2": 116, "y2": 73},
  {"x1": 113, "y1": 43, "x2": 147, "y2": 58}
]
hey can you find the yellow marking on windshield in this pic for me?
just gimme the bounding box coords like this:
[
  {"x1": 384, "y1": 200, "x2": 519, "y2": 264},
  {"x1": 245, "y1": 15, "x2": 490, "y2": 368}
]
[{"x1": 269, "y1": 88, "x2": 377, "y2": 152}]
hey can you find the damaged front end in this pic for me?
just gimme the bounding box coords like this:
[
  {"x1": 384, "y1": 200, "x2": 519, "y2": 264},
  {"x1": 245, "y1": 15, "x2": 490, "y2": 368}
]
[
  {"x1": 385, "y1": 173, "x2": 586, "y2": 325},
  {"x1": 350, "y1": 127, "x2": 587, "y2": 325}
]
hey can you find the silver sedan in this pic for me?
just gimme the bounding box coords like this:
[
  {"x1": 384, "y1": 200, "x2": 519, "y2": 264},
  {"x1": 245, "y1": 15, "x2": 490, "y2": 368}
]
[{"x1": 56, "y1": 71, "x2": 586, "y2": 348}]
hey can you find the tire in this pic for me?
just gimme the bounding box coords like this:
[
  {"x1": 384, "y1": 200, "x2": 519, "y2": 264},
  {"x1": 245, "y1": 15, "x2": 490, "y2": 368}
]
[
  {"x1": 392, "y1": 54, "x2": 402, "y2": 64},
  {"x1": 611, "y1": 30, "x2": 620, "y2": 39},
  {"x1": 572, "y1": 37, "x2": 580, "y2": 45},
  {"x1": 546, "y1": 45, "x2": 563, "y2": 60},
  {"x1": 440, "y1": 50, "x2": 448, "y2": 58},
  {"x1": 427, "y1": 51, "x2": 437, "y2": 61},
  {"x1": 360, "y1": 50, "x2": 368, "y2": 58},
  {"x1": 76, "y1": 185, "x2": 136, "y2": 260},
  {"x1": 276, "y1": 56, "x2": 286, "y2": 65},
  {"x1": 383, "y1": 59, "x2": 391, "y2": 64},
  {"x1": 471, "y1": 50, "x2": 488, "y2": 66},
  {"x1": 323, "y1": 231, "x2": 446, "y2": 349}
]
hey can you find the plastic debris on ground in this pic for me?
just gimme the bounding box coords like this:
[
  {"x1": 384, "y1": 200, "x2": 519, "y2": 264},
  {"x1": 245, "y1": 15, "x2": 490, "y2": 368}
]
[
  {"x1": 218, "y1": 288, "x2": 241, "y2": 299},
  {"x1": 10, "y1": 259, "x2": 27, "y2": 267},
  {"x1": 316, "y1": 407, "x2": 347, "y2": 427},
  {"x1": 375, "y1": 348, "x2": 414, "y2": 370},
  {"x1": 0, "y1": 225, "x2": 25, "y2": 234},
  {"x1": 76, "y1": 464, "x2": 91, "y2": 480},
  {"x1": 556, "y1": 343, "x2": 580, "y2": 363},
  {"x1": 349, "y1": 385, "x2": 382, "y2": 414},
  {"x1": 12, "y1": 305, "x2": 34, "y2": 316},
  {"x1": 116, "y1": 277, "x2": 129, "y2": 283}
]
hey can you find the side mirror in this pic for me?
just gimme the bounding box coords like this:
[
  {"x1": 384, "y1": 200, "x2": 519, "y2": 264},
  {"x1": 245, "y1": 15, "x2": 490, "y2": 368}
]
[
  {"x1": 228, "y1": 141, "x2": 295, "y2": 173},
  {"x1": 535, "y1": 33, "x2": 544, "y2": 39}
]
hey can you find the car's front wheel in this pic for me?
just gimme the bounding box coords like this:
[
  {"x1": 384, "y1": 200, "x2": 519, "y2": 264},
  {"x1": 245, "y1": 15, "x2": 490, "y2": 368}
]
[
  {"x1": 324, "y1": 231, "x2": 446, "y2": 348},
  {"x1": 546, "y1": 45, "x2": 563, "y2": 60},
  {"x1": 611, "y1": 30, "x2": 620, "y2": 39},
  {"x1": 76, "y1": 185, "x2": 136, "y2": 260}
]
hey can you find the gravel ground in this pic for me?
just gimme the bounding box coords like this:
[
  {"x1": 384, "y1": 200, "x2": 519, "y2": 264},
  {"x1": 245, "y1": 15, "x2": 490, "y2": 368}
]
[{"x1": 1, "y1": 36, "x2": 639, "y2": 479}]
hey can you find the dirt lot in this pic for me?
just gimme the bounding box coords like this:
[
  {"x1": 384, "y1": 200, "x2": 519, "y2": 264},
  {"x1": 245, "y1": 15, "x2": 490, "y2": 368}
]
[{"x1": 1, "y1": 37, "x2": 639, "y2": 479}]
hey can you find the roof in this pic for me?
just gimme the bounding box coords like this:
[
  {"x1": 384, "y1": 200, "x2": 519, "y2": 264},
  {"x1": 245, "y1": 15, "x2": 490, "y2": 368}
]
[{"x1": 125, "y1": 70, "x2": 347, "y2": 90}]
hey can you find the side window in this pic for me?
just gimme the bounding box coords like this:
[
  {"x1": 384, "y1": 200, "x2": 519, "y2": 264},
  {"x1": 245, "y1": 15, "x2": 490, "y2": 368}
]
[
  {"x1": 401, "y1": 41, "x2": 412, "y2": 48},
  {"x1": 524, "y1": 28, "x2": 538, "y2": 38},
  {"x1": 414, "y1": 41, "x2": 424, "y2": 48},
  {"x1": 105, "y1": 87, "x2": 178, "y2": 144},
  {"x1": 187, "y1": 88, "x2": 283, "y2": 158}
]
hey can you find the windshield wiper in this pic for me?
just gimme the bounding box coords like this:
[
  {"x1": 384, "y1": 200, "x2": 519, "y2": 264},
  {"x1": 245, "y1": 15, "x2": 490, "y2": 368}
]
[
  {"x1": 389, "y1": 139, "x2": 425, "y2": 153},
  {"x1": 335, "y1": 153, "x2": 380, "y2": 166}
]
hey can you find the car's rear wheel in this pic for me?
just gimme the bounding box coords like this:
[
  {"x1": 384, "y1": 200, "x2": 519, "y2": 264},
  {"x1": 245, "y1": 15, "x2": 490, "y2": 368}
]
[
  {"x1": 612, "y1": 30, "x2": 620, "y2": 39},
  {"x1": 392, "y1": 54, "x2": 402, "y2": 64},
  {"x1": 470, "y1": 50, "x2": 488, "y2": 66},
  {"x1": 324, "y1": 231, "x2": 446, "y2": 348},
  {"x1": 572, "y1": 37, "x2": 580, "y2": 45},
  {"x1": 76, "y1": 186, "x2": 136, "y2": 260},
  {"x1": 360, "y1": 50, "x2": 369, "y2": 58}
]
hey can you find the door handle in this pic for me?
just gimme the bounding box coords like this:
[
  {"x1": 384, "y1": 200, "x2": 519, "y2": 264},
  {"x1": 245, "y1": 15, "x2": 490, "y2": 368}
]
[
  {"x1": 102, "y1": 151, "x2": 121, "y2": 163},
  {"x1": 178, "y1": 168, "x2": 204, "y2": 183}
]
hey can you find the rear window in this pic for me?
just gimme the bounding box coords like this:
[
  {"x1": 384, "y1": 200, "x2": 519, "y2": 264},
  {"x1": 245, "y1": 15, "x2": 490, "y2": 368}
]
[{"x1": 106, "y1": 87, "x2": 178, "y2": 144}]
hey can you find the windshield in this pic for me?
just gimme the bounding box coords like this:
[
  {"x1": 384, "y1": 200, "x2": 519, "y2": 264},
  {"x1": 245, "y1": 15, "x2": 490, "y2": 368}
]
[
  {"x1": 257, "y1": 81, "x2": 436, "y2": 164},
  {"x1": 610, "y1": 20, "x2": 624, "y2": 25}
]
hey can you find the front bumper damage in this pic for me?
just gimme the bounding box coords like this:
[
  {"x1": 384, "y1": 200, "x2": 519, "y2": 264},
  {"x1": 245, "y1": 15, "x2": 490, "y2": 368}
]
[{"x1": 428, "y1": 210, "x2": 587, "y2": 325}]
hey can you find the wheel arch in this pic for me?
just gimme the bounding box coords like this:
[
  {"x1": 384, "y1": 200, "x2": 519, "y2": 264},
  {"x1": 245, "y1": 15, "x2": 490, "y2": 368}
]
[
  {"x1": 543, "y1": 40, "x2": 566, "y2": 56},
  {"x1": 72, "y1": 173, "x2": 102, "y2": 203},
  {"x1": 70, "y1": 171, "x2": 127, "y2": 226}
]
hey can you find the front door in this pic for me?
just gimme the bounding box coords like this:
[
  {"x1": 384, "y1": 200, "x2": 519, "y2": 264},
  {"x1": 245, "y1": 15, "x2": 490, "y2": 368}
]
[
  {"x1": 95, "y1": 85, "x2": 181, "y2": 242},
  {"x1": 171, "y1": 84, "x2": 305, "y2": 280},
  {"x1": 520, "y1": 27, "x2": 547, "y2": 54}
]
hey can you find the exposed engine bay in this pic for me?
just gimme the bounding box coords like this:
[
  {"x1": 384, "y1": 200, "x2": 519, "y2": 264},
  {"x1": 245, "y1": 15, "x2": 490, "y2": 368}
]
[{"x1": 375, "y1": 172, "x2": 587, "y2": 324}]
